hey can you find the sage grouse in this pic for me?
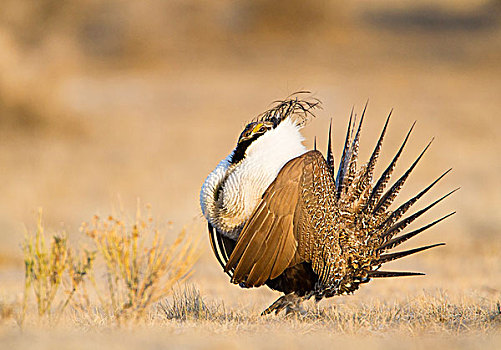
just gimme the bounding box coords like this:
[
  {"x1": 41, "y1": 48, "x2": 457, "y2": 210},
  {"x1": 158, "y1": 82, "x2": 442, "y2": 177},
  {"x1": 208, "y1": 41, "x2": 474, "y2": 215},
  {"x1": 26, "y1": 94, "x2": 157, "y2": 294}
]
[{"x1": 200, "y1": 94, "x2": 456, "y2": 315}]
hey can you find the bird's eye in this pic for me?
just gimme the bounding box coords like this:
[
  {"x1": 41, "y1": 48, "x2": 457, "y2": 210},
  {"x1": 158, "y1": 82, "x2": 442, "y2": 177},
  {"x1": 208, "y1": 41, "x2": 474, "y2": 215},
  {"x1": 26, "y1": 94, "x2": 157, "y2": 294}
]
[{"x1": 259, "y1": 126, "x2": 265, "y2": 132}]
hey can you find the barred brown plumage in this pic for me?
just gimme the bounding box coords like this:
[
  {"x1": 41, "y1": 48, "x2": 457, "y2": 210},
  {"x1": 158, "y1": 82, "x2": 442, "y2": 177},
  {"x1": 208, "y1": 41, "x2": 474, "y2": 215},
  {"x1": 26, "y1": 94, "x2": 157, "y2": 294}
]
[{"x1": 200, "y1": 93, "x2": 456, "y2": 316}]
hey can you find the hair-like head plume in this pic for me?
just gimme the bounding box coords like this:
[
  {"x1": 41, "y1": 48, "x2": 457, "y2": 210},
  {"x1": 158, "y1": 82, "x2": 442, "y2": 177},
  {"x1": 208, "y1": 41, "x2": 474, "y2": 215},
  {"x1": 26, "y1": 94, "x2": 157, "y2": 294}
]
[{"x1": 254, "y1": 91, "x2": 322, "y2": 127}]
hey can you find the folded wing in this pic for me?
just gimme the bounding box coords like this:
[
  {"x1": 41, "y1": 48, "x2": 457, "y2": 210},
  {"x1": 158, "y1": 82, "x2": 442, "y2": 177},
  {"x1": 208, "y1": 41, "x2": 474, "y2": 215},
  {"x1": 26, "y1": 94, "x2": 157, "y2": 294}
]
[{"x1": 226, "y1": 150, "x2": 335, "y2": 287}]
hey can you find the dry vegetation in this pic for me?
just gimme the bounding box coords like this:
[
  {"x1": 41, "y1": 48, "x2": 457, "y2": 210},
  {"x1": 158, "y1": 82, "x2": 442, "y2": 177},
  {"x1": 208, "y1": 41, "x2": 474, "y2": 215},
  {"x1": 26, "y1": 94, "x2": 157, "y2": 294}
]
[
  {"x1": 21, "y1": 210, "x2": 93, "y2": 324},
  {"x1": 0, "y1": 0, "x2": 501, "y2": 349},
  {"x1": 16, "y1": 205, "x2": 198, "y2": 328},
  {"x1": 160, "y1": 285, "x2": 501, "y2": 335}
]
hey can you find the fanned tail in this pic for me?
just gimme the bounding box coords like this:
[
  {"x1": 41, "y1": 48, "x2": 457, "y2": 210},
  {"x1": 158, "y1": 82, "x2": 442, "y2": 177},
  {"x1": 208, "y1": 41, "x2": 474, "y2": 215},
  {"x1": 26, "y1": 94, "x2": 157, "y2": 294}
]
[{"x1": 317, "y1": 105, "x2": 456, "y2": 292}]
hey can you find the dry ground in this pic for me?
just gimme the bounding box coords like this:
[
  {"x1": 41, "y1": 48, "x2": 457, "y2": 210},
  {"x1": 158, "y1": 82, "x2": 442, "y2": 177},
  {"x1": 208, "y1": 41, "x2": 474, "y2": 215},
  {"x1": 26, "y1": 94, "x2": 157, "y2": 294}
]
[{"x1": 0, "y1": 0, "x2": 500, "y2": 348}]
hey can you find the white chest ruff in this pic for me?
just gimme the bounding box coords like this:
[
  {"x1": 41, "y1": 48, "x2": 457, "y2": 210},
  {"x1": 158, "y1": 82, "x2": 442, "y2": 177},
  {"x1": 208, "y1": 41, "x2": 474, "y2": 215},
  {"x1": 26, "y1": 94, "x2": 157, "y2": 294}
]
[{"x1": 200, "y1": 119, "x2": 306, "y2": 240}]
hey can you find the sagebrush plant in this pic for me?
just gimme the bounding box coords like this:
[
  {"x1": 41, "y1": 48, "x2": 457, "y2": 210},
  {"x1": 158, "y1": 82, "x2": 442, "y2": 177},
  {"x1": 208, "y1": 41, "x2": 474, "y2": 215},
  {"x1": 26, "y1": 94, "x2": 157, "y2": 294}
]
[
  {"x1": 81, "y1": 205, "x2": 200, "y2": 323},
  {"x1": 21, "y1": 205, "x2": 199, "y2": 326},
  {"x1": 21, "y1": 209, "x2": 94, "y2": 325}
]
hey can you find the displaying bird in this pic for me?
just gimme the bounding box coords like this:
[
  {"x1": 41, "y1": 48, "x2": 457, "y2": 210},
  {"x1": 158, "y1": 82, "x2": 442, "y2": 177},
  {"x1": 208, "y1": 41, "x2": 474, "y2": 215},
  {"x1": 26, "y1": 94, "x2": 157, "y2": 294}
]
[{"x1": 200, "y1": 93, "x2": 456, "y2": 315}]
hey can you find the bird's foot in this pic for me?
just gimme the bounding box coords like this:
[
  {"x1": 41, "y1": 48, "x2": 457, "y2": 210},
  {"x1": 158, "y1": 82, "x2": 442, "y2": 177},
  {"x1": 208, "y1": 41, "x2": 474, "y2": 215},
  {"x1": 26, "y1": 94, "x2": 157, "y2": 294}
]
[{"x1": 261, "y1": 293, "x2": 307, "y2": 316}]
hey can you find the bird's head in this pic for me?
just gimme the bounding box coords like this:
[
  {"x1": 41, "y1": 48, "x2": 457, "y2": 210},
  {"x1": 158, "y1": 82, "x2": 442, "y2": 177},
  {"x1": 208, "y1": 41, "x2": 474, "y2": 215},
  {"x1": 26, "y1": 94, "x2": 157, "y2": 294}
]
[
  {"x1": 237, "y1": 120, "x2": 276, "y2": 145},
  {"x1": 230, "y1": 94, "x2": 320, "y2": 164}
]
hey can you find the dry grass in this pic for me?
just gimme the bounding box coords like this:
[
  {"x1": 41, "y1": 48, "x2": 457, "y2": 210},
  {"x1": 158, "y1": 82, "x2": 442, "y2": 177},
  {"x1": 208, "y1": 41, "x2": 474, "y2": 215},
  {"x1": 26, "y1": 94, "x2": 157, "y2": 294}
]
[
  {"x1": 314, "y1": 292, "x2": 501, "y2": 335},
  {"x1": 19, "y1": 205, "x2": 199, "y2": 327},
  {"x1": 156, "y1": 285, "x2": 501, "y2": 337},
  {"x1": 12, "y1": 281, "x2": 501, "y2": 337},
  {"x1": 21, "y1": 209, "x2": 94, "y2": 325},
  {"x1": 160, "y1": 284, "x2": 245, "y2": 323},
  {"x1": 81, "y1": 205, "x2": 200, "y2": 323}
]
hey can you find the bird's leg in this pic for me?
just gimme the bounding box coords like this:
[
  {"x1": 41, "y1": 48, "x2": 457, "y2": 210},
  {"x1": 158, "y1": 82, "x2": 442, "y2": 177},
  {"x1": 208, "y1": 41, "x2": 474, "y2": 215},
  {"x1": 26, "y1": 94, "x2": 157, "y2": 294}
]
[
  {"x1": 284, "y1": 296, "x2": 307, "y2": 316},
  {"x1": 261, "y1": 293, "x2": 307, "y2": 316}
]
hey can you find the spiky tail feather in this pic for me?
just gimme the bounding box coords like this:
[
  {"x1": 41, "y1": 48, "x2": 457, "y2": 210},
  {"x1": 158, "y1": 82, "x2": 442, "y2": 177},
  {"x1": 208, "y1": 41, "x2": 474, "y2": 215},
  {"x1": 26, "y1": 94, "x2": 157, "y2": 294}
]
[{"x1": 323, "y1": 105, "x2": 455, "y2": 292}]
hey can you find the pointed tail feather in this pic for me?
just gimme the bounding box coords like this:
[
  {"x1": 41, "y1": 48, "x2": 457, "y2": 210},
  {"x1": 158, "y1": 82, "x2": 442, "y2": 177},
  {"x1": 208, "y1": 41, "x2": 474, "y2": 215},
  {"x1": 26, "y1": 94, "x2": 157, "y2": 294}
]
[
  {"x1": 381, "y1": 188, "x2": 459, "y2": 242},
  {"x1": 378, "y1": 168, "x2": 453, "y2": 231},
  {"x1": 376, "y1": 243, "x2": 445, "y2": 264},
  {"x1": 378, "y1": 212, "x2": 455, "y2": 251},
  {"x1": 326, "y1": 119, "x2": 335, "y2": 178},
  {"x1": 363, "y1": 121, "x2": 416, "y2": 213},
  {"x1": 351, "y1": 110, "x2": 392, "y2": 204},
  {"x1": 368, "y1": 271, "x2": 425, "y2": 278},
  {"x1": 343, "y1": 102, "x2": 367, "y2": 192},
  {"x1": 372, "y1": 138, "x2": 434, "y2": 216},
  {"x1": 366, "y1": 110, "x2": 392, "y2": 183},
  {"x1": 336, "y1": 108, "x2": 353, "y2": 195}
]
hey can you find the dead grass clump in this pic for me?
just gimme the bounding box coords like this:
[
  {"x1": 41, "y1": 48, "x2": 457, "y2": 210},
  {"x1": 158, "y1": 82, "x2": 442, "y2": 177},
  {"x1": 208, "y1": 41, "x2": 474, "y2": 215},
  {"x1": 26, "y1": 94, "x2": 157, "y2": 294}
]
[
  {"x1": 81, "y1": 206, "x2": 199, "y2": 323},
  {"x1": 159, "y1": 285, "x2": 245, "y2": 323}
]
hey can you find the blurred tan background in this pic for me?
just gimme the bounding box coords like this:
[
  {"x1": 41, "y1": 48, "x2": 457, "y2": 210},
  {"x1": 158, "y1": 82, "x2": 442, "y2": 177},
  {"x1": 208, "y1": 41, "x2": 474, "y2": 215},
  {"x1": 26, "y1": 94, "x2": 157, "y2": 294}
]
[{"x1": 0, "y1": 0, "x2": 500, "y2": 304}]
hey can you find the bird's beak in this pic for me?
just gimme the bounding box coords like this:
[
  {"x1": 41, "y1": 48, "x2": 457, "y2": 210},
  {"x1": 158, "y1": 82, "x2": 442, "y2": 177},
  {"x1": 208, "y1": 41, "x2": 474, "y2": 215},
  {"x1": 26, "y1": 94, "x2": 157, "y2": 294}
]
[
  {"x1": 237, "y1": 132, "x2": 252, "y2": 144},
  {"x1": 237, "y1": 136, "x2": 250, "y2": 144},
  {"x1": 237, "y1": 123, "x2": 264, "y2": 144}
]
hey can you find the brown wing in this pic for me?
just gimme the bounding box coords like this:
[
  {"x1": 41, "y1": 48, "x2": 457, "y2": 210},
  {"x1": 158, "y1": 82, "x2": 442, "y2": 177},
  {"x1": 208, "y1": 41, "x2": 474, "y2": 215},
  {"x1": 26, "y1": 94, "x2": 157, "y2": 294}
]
[{"x1": 225, "y1": 150, "x2": 333, "y2": 287}]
